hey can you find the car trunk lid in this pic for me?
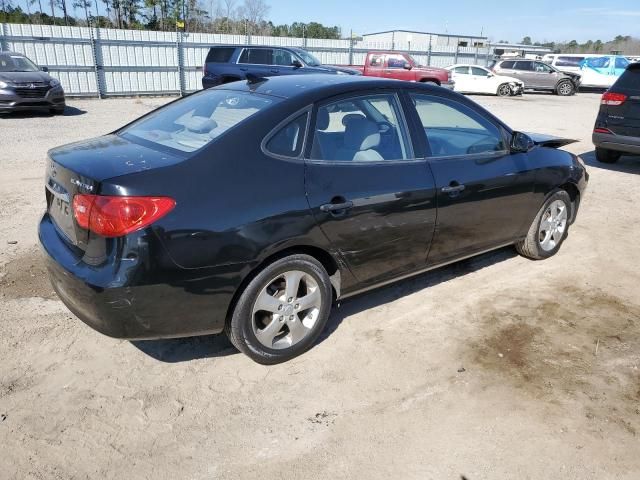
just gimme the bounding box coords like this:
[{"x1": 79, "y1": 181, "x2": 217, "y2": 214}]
[{"x1": 46, "y1": 134, "x2": 184, "y2": 249}]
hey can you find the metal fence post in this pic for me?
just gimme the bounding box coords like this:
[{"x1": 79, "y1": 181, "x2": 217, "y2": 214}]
[
  {"x1": 454, "y1": 43, "x2": 459, "y2": 64},
  {"x1": 0, "y1": 23, "x2": 9, "y2": 52},
  {"x1": 348, "y1": 30, "x2": 354, "y2": 66},
  {"x1": 427, "y1": 37, "x2": 432, "y2": 66},
  {"x1": 176, "y1": 30, "x2": 186, "y2": 96},
  {"x1": 88, "y1": 20, "x2": 103, "y2": 98},
  {"x1": 474, "y1": 44, "x2": 479, "y2": 65}
]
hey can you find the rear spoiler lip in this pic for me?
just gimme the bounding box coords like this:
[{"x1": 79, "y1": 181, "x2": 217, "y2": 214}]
[{"x1": 524, "y1": 132, "x2": 578, "y2": 149}]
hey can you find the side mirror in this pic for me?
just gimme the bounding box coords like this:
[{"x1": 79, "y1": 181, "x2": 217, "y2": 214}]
[
  {"x1": 291, "y1": 59, "x2": 303, "y2": 69},
  {"x1": 403, "y1": 62, "x2": 412, "y2": 70},
  {"x1": 510, "y1": 131, "x2": 534, "y2": 153},
  {"x1": 487, "y1": 72, "x2": 494, "y2": 77},
  {"x1": 40, "y1": 66, "x2": 49, "y2": 72}
]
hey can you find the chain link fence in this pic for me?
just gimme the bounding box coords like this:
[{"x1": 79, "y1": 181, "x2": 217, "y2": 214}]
[{"x1": 1, "y1": 23, "x2": 492, "y2": 97}]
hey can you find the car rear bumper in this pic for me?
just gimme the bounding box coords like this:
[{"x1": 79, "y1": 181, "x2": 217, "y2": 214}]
[
  {"x1": 39, "y1": 213, "x2": 241, "y2": 339},
  {"x1": 592, "y1": 132, "x2": 640, "y2": 155},
  {"x1": 0, "y1": 86, "x2": 65, "y2": 111}
]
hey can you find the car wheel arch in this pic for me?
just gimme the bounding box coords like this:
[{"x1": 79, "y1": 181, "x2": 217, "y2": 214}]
[
  {"x1": 224, "y1": 244, "x2": 342, "y2": 327},
  {"x1": 420, "y1": 78, "x2": 440, "y2": 85}
]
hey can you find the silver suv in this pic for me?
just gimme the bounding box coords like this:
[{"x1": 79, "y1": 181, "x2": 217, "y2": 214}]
[{"x1": 490, "y1": 59, "x2": 581, "y2": 96}]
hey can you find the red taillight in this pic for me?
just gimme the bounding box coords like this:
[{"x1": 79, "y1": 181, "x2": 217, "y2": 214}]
[
  {"x1": 601, "y1": 92, "x2": 627, "y2": 106},
  {"x1": 72, "y1": 195, "x2": 175, "y2": 238},
  {"x1": 594, "y1": 127, "x2": 613, "y2": 134}
]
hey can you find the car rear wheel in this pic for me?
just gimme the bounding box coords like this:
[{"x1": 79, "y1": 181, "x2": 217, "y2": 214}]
[
  {"x1": 226, "y1": 254, "x2": 332, "y2": 364},
  {"x1": 497, "y1": 83, "x2": 512, "y2": 97},
  {"x1": 556, "y1": 80, "x2": 574, "y2": 96},
  {"x1": 516, "y1": 190, "x2": 572, "y2": 260},
  {"x1": 595, "y1": 147, "x2": 621, "y2": 164}
]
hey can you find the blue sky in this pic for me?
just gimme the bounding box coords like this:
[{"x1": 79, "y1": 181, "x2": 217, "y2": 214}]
[{"x1": 268, "y1": 0, "x2": 640, "y2": 42}]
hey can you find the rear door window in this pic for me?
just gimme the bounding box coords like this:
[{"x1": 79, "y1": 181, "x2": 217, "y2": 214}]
[
  {"x1": 265, "y1": 113, "x2": 308, "y2": 158},
  {"x1": 454, "y1": 66, "x2": 470, "y2": 74},
  {"x1": 499, "y1": 61, "x2": 515, "y2": 69},
  {"x1": 471, "y1": 67, "x2": 488, "y2": 76},
  {"x1": 239, "y1": 48, "x2": 273, "y2": 65},
  {"x1": 514, "y1": 61, "x2": 534, "y2": 71}
]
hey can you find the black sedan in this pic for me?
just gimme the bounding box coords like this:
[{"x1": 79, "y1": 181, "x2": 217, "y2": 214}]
[{"x1": 39, "y1": 74, "x2": 588, "y2": 364}]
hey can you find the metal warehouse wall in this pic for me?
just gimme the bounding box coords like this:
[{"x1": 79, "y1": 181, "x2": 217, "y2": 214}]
[{"x1": 0, "y1": 23, "x2": 491, "y2": 97}]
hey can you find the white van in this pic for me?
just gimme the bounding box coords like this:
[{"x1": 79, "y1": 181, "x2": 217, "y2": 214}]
[{"x1": 542, "y1": 54, "x2": 630, "y2": 88}]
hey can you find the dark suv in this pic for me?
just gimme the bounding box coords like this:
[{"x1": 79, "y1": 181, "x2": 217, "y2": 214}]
[
  {"x1": 592, "y1": 63, "x2": 640, "y2": 163},
  {"x1": 491, "y1": 59, "x2": 581, "y2": 96},
  {"x1": 0, "y1": 51, "x2": 66, "y2": 114},
  {"x1": 202, "y1": 45, "x2": 360, "y2": 88}
]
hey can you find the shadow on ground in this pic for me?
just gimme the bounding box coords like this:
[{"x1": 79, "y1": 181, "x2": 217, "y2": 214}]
[
  {"x1": 0, "y1": 106, "x2": 86, "y2": 118},
  {"x1": 581, "y1": 149, "x2": 640, "y2": 175},
  {"x1": 132, "y1": 247, "x2": 517, "y2": 363}
]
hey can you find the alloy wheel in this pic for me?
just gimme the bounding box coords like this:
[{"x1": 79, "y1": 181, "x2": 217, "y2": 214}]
[
  {"x1": 251, "y1": 270, "x2": 322, "y2": 350},
  {"x1": 538, "y1": 200, "x2": 568, "y2": 251}
]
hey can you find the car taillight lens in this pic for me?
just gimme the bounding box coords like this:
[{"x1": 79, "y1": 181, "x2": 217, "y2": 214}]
[
  {"x1": 601, "y1": 92, "x2": 627, "y2": 106},
  {"x1": 72, "y1": 195, "x2": 176, "y2": 238},
  {"x1": 594, "y1": 127, "x2": 613, "y2": 134}
]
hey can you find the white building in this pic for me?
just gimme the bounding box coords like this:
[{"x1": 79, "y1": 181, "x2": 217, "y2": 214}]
[{"x1": 362, "y1": 29, "x2": 488, "y2": 50}]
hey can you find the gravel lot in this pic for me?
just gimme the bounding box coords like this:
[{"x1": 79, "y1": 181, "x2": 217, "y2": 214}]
[{"x1": 1, "y1": 92, "x2": 639, "y2": 480}]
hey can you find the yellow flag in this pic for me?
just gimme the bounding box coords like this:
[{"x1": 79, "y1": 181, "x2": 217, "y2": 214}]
[{"x1": 176, "y1": 20, "x2": 185, "y2": 28}]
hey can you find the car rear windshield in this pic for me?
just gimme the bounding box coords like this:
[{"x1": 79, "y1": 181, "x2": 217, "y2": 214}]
[
  {"x1": 206, "y1": 47, "x2": 236, "y2": 63},
  {"x1": 121, "y1": 89, "x2": 278, "y2": 153},
  {"x1": 614, "y1": 66, "x2": 640, "y2": 91}
]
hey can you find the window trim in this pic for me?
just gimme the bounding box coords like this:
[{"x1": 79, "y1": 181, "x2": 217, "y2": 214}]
[
  {"x1": 408, "y1": 92, "x2": 510, "y2": 161},
  {"x1": 305, "y1": 91, "x2": 418, "y2": 165},
  {"x1": 261, "y1": 105, "x2": 312, "y2": 162}
]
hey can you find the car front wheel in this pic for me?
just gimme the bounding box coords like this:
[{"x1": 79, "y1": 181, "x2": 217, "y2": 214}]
[
  {"x1": 595, "y1": 147, "x2": 621, "y2": 164},
  {"x1": 496, "y1": 83, "x2": 512, "y2": 97},
  {"x1": 556, "y1": 80, "x2": 575, "y2": 96},
  {"x1": 226, "y1": 254, "x2": 333, "y2": 364},
  {"x1": 516, "y1": 190, "x2": 572, "y2": 260}
]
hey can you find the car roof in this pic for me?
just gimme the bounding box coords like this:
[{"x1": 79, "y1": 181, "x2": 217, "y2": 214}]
[
  {"x1": 217, "y1": 74, "x2": 433, "y2": 101},
  {"x1": 0, "y1": 51, "x2": 24, "y2": 57}
]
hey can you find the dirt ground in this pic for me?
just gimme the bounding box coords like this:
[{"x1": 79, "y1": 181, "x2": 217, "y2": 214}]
[{"x1": 1, "y1": 92, "x2": 639, "y2": 480}]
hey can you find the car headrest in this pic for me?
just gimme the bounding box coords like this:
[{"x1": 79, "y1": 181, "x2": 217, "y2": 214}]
[
  {"x1": 344, "y1": 118, "x2": 380, "y2": 151},
  {"x1": 342, "y1": 113, "x2": 366, "y2": 127},
  {"x1": 175, "y1": 114, "x2": 218, "y2": 133},
  {"x1": 316, "y1": 108, "x2": 330, "y2": 130}
]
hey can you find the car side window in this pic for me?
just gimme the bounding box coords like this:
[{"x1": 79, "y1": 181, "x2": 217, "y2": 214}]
[
  {"x1": 454, "y1": 66, "x2": 470, "y2": 74},
  {"x1": 500, "y1": 61, "x2": 515, "y2": 69},
  {"x1": 386, "y1": 55, "x2": 406, "y2": 69},
  {"x1": 369, "y1": 55, "x2": 384, "y2": 67},
  {"x1": 410, "y1": 94, "x2": 507, "y2": 157},
  {"x1": 239, "y1": 48, "x2": 273, "y2": 65},
  {"x1": 265, "y1": 113, "x2": 308, "y2": 158},
  {"x1": 534, "y1": 62, "x2": 552, "y2": 73},
  {"x1": 514, "y1": 61, "x2": 533, "y2": 71},
  {"x1": 471, "y1": 67, "x2": 488, "y2": 76},
  {"x1": 273, "y1": 49, "x2": 295, "y2": 66},
  {"x1": 615, "y1": 57, "x2": 629, "y2": 69},
  {"x1": 310, "y1": 93, "x2": 411, "y2": 162}
]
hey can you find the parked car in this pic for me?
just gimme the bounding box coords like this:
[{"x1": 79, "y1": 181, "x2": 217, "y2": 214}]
[
  {"x1": 0, "y1": 51, "x2": 65, "y2": 114},
  {"x1": 543, "y1": 54, "x2": 630, "y2": 88},
  {"x1": 490, "y1": 59, "x2": 581, "y2": 95},
  {"x1": 201, "y1": 45, "x2": 360, "y2": 88},
  {"x1": 592, "y1": 63, "x2": 640, "y2": 163},
  {"x1": 345, "y1": 51, "x2": 454, "y2": 88},
  {"x1": 445, "y1": 64, "x2": 524, "y2": 96},
  {"x1": 39, "y1": 74, "x2": 588, "y2": 364}
]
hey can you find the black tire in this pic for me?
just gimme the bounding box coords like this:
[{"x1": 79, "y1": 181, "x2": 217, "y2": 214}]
[
  {"x1": 225, "y1": 254, "x2": 332, "y2": 364},
  {"x1": 595, "y1": 147, "x2": 621, "y2": 164},
  {"x1": 515, "y1": 190, "x2": 572, "y2": 260},
  {"x1": 496, "y1": 83, "x2": 511, "y2": 97},
  {"x1": 556, "y1": 80, "x2": 574, "y2": 96}
]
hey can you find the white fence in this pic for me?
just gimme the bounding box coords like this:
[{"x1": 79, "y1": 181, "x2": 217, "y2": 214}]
[{"x1": 0, "y1": 23, "x2": 492, "y2": 97}]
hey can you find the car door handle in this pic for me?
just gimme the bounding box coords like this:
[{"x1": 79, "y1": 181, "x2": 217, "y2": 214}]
[
  {"x1": 320, "y1": 200, "x2": 354, "y2": 213},
  {"x1": 441, "y1": 183, "x2": 466, "y2": 194}
]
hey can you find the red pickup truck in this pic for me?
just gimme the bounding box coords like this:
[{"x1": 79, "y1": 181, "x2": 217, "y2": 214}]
[{"x1": 346, "y1": 51, "x2": 454, "y2": 88}]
